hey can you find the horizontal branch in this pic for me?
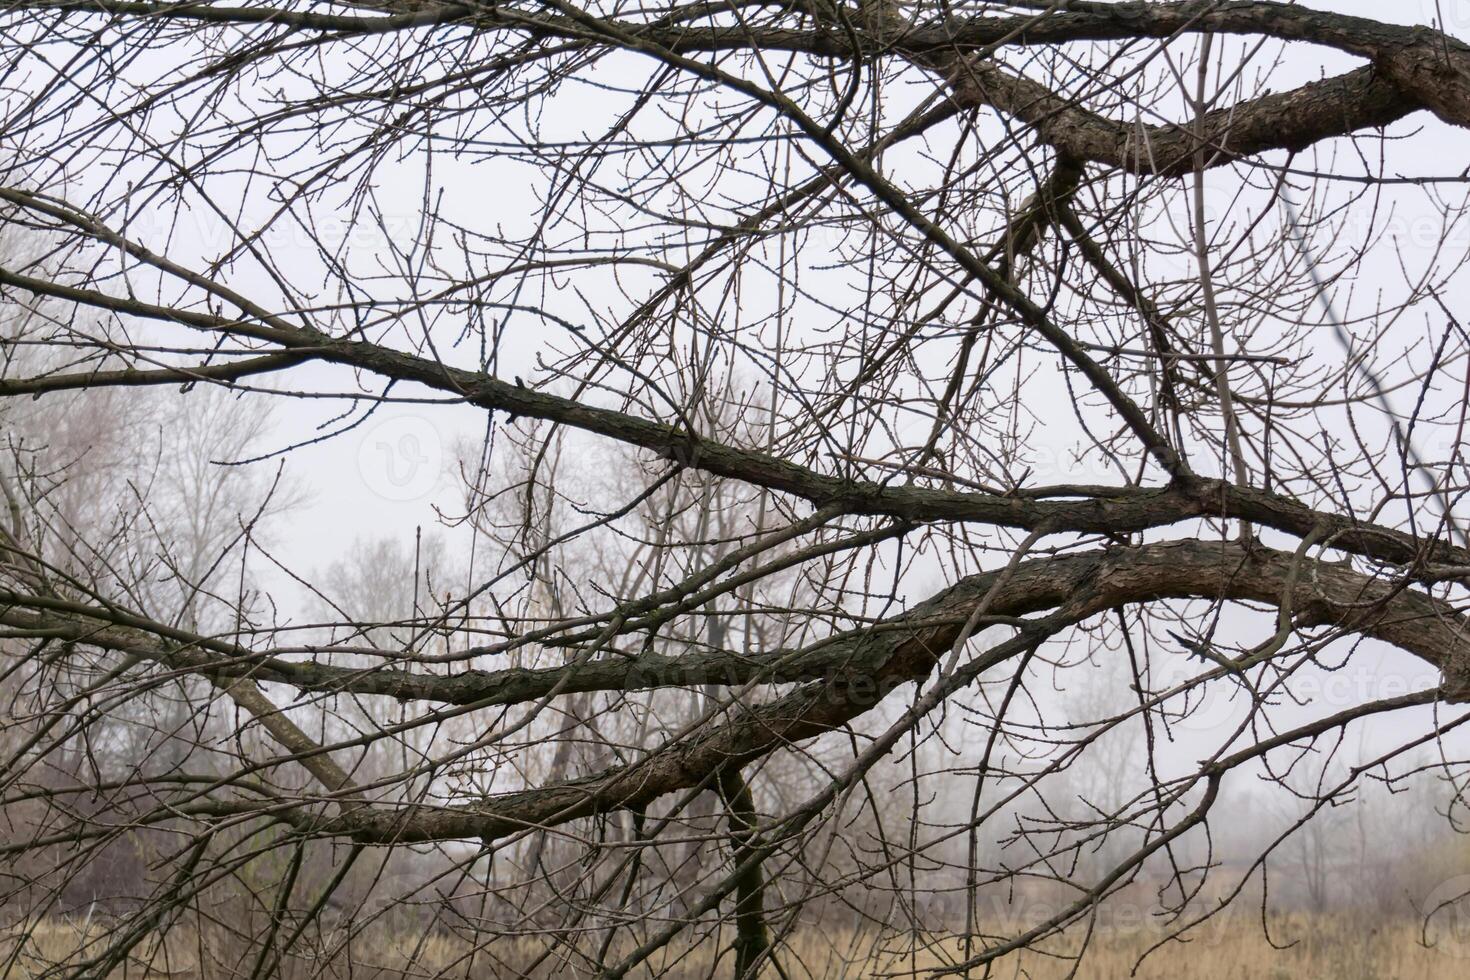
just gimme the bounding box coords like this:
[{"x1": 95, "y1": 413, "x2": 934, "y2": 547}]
[
  {"x1": 10, "y1": 1, "x2": 1467, "y2": 173},
  {"x1": 0, "y1": 350, "x2": 307, "y2": 394},
  {"x1": 13, "y1": 2, "x2": 1460, "y2": 67},
  {"x1": 5, "y1": 249, "x2": 1470, "y2": 576},
  {"x1": 10, "y1": 537, "x2": 1470, "y2": 843},
  {"x1": 322, "y1": 538, "x2": 1470, "y2": 843}
]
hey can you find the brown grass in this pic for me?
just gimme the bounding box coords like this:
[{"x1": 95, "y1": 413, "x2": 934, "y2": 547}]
[
  {"x1": 3, "y1": 912, "x2": 1465, "y2": 978},
  {"x1": 857, "y1": 916, "x2": 1467, "y2": 979}
]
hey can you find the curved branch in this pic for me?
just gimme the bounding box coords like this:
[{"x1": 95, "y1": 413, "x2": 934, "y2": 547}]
[
  {"x1": 10, "y1": 0, "x2": 1466, "y2": 173},
  {"x1": 13, "y1": 537, "x2": 1465, "y2": 843},
  {"x1": 942, "y1": 62, "x2": 1409, "y2": 177},
  {"x1": 6, "y1": 251, "x2": 1470, "y2": 575}
]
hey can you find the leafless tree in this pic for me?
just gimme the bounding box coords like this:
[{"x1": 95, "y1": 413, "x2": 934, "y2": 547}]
[{"x1": 6, "y1": 1, "x2": 1470, "y2": 977}]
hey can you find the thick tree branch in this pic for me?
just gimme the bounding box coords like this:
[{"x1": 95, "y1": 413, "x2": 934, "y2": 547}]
[
  {"x1": 9, "y1": 1, "x2": 1465, "y2": 173},
  {"x1": 10, "y1": 537, "x2": 1465, "y2": 843},
  {"x1": 6, "y1": 253, "x2": 1470, "y2": 575}
]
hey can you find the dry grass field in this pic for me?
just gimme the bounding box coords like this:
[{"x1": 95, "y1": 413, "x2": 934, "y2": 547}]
[
  {"x1": 885, "y1": 919, "x2": 1470, "y2": 979},
  {"x1": 4, "y1": 912, "x2": 1466, "y2": 979}
]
